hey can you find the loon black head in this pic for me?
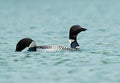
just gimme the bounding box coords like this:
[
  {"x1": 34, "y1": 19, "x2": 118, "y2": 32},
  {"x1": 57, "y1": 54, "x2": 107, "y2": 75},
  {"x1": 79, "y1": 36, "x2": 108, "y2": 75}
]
[
  {"x1": 69, "y1": 25, "x2": 87, "y2": 49},
  {"x1": 16, "y1": 38, "x2": 37, "y2": 52}
]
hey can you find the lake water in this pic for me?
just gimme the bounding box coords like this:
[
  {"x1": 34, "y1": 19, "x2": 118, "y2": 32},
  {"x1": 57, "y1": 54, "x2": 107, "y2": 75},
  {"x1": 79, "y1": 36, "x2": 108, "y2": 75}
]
[{"x1": 0, "y1": 0, "x2": 120, "y2": 83}]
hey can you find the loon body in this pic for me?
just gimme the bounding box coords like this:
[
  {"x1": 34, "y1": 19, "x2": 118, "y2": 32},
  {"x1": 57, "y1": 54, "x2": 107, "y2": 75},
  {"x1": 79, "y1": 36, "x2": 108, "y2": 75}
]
[{"x1": 15, "y1": 25, "x2": 87, "y2": 52}]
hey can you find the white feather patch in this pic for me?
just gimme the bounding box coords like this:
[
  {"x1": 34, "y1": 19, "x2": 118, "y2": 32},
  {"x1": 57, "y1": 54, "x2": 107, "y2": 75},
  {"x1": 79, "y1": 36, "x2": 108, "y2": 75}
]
[
  {"x1": 29, "y1": 41, "x2": 36, "y2": 48},
  {"x1": 69, "y1": 39, "x2": 75, "y2": 44}
]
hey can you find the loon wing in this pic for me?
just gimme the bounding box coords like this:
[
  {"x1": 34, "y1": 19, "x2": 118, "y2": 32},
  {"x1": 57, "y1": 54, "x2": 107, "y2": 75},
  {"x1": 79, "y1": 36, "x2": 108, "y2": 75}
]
[{"x1": 36, "y1": 45, "x2": 77, "y2": 51}]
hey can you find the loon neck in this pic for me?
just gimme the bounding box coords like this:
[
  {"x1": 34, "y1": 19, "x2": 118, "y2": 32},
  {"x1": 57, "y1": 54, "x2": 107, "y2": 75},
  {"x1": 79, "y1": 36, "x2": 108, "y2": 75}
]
[
  {"x1": 69, "y1": 39, "x2": 79, "y2": 49},
  {"x1": 28, "y1": 41, "x2": 37, "y2": 51},
  {"x1": 28, "y1": 47, "x2": 36, "y2": 51}
]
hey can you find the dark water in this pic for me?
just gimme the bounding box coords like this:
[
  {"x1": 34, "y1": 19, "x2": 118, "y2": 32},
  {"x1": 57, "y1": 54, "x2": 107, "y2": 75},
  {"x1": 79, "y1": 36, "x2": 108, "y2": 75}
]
[{"x1": 0, "y1": 0, "x2": 120, "y2": 83}]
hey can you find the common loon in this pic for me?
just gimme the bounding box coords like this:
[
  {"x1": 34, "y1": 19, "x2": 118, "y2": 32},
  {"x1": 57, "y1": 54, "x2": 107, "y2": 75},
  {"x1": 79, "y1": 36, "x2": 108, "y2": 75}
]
[{"x1": 15, "y1": 25, "x2": 87, "y2": 52}]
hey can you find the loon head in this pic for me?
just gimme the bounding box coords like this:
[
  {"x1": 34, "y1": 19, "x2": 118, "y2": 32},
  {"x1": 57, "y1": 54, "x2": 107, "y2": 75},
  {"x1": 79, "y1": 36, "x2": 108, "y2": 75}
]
[
  {"x1": 16, "y1": 38, "x2": 37, "y2": 52},
  {"x1": 69, "y1": 25, "x2": 87, "y2": 49}
]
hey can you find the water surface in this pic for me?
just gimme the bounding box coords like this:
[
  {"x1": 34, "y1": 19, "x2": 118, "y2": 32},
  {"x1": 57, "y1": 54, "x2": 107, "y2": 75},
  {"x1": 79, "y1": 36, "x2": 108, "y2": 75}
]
[{"x1": 0, "y1": 0, "x2": 120, "y2": 83}]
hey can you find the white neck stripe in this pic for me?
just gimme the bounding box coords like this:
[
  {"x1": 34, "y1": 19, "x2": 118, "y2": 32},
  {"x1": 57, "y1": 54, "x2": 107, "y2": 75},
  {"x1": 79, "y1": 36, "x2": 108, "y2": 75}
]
[
  {"x1": 29, "y1": 41, "x2": 36, "y2": 48},
  {"x1": 69, "y1": 39, "x2": 75, "y2": 44}
]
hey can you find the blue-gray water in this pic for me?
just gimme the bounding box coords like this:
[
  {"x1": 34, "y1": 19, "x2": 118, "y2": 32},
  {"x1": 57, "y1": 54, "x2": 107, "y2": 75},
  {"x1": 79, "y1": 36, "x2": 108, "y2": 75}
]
[{"x1": 0, "y1": 0, "x2": 120, "y2": 83}]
